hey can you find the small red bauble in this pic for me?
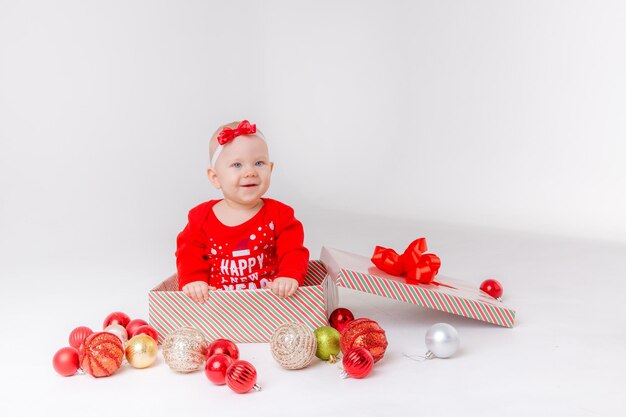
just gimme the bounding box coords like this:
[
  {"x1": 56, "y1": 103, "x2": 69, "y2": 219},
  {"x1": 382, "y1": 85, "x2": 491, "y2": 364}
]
[
  {"x1": 79, "y1": 332, "x2": 124, "y2": 377},
  {"x1": 103, "y1": 311, "x2": 131, "y2": 329},
  {"x1": 68, "y1": 326, "x2": 93, "y2": 350},
  {"x1": 206, "y1": 339, "x2": 239, "y2": 360},
  {"x1": 329, "y1": 307, "x2": 355, "y2": 333},
  {"x1": 480, "y1": 279, "x2": 503, "y2": 299},
  {"x1": 340, "y1": 318, "x2": 388, "y2": 363},
  {"x1": 52, "y1": 347, "x2": 80, "y2": 376},
  {"x1": 133, "y1": 324, "x2": 159, "y2": 342},
  {"x1": 342, "y1": 347, "x2": 374, "y2": 379},
  {"x1": 205, "y1": 354, "x2": 235, "y2": 385},
  {"x1": 226, "y1": 360, "x2": 260, "y2": 394},
  {"x1": 126, "y1": 318, "x2": 148, "y2": 338}
]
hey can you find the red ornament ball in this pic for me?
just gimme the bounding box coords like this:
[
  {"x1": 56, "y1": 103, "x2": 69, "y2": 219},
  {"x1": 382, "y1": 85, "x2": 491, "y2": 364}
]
[
  {"x1": 340, "y1": 318, "x2": 388, "y2": 363},
  {"x1": 79, "y1": 332, "x2": 124, "y2": 377},
  {"x1": 342, "y1": 347, "x2": 374, "y2": 379},
  {"x1": 480, "y1": 279, "x2": 503, "y2": 299},
  {"x1": 68, "y1": 326, "x2": 93, "y2": 350},
  {"x1": 103, "y1": 311, "x2": 131, "y2": 329},
  {"x1": 226, "y1": 360, "x2": 259, "y2": 394},
  {"x1": 126, "y1": 318, "x2": 148, "y2": 338},
  {"x1": 205, "y1": 354, "x2": 235, "y2": 385},
  {"x1": 329, "y1": 307, "x2": 355, "y2": 333},
  {"x1": 133, "y1": 324, "x2": 159, "y2": 342},
  {"x1": 206, "y1": 339, "x2": 239, "y2": 361},
  {"x1": 52, "y1": 347, "x2": 80, "y2": 376}
]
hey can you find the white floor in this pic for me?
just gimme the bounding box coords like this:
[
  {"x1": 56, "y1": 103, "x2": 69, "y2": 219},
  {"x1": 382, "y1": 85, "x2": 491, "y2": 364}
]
[{"x1": 2, "y1": 209, "x2": 625, "y2": 417}]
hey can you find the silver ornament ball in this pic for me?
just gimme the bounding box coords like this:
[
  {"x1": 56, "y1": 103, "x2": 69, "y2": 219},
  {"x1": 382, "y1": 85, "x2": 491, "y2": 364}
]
[
  {"x1": 425, "y1": 323, "x2": 460, "y2": 359},
  {"x1": 104, "y1": 323, "x2": 128, "y2": 346}
]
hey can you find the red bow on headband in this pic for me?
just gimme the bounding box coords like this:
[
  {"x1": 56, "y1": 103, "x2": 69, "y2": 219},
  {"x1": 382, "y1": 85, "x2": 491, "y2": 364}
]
[
  {"x1": 216, "y1": 120, "x2": 257, "y2": 145},
  {"x1": 371, "y1": 238, "x2": 446, "y2": 286}
]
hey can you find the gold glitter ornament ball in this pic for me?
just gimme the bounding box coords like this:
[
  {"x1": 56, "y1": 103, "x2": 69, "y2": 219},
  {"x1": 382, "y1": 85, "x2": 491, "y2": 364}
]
[
  {"x1": 125, "y1": 334, "x2": 158, "y2": 369},
  {"x1": 162, "y1": 327, "x2": 208, "y2": 373},
  {"x1": 270, "y1": 322, "x2": 317, "y2": 370}
]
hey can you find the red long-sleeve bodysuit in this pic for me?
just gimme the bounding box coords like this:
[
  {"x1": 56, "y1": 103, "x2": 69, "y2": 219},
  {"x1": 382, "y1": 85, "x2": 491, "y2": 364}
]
[{"x1": 176, "y1": 199, "x2": 309, "y2": 291}]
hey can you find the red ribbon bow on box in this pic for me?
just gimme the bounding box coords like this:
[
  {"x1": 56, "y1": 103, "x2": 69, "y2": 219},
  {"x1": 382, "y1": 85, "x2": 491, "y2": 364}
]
[
  {"x1": 216, "y1": 120, "x2": 257, "y2": 145},
  {"x1": 371, "y1": 238, "x2": 449, "y2": 286}
]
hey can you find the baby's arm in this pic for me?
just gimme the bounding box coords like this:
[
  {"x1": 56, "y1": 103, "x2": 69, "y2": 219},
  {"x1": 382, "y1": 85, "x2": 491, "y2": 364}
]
[
  {"x1": 176, "y1": 204, "x2": 214, "y2": 303},
  {"x1": 270, "y1": 204, "x2": 309, "y2": 298}
]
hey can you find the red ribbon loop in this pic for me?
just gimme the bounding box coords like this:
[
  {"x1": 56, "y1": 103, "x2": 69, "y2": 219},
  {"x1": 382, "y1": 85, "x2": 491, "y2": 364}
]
[
  {"x1": 217, "y1": 120, "x2": 257, "y2": 145},
  {"x1": 371, "y1": 238, "x2": 442, "y2": 285}
]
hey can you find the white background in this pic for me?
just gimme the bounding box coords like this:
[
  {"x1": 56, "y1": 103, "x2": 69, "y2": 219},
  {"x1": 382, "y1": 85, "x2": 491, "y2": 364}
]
[{"x1": 0, "y1": 1, "x2": 625, "y2": 416}]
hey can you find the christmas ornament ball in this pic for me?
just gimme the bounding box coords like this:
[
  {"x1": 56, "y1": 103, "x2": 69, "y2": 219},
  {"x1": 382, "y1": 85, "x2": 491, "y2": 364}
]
[
  {"x1": 104, "y1": 323, "x2": 128, "y2": 346},
  {"x1": 270, "y1": 322, "x2": 316, "y2": 370},
  {"x1": 425, "y1": 323, "x2": 460, "y2": 359},
  {"x1": 126, "y1": 318, "x2": 148, "y2": 338},
  {"x1": 480, "y1": 279, "x2": 503, "y2": 299},
  {"x1": 125, "y1": 334, "x2": 158, "y2": 369},
  {"x1": 340, "y1": 318, "x2": 388, "y2": 363},
  {"x1": 329, "y1": 307, "x2": 355, "y2": 333},
  {"x1": 342, "y1": 347, "x2": 374, "y2": 379},
  {"x1": 226, "y1": 360, "x2": 259, "y2": 394},
  {"x1": 162, "y1": 327, "x2": 208, "y2": 373},
  {"x1": 79, "y1": 332, "x2": 125, "y2": 377},
  {"x1": 103, "y1": 311, "x2": 131, "y2": 329},
  {"x1": 52, "y1": 347, "x2": 80, "y2": 376},
  {"x1": 68, "y1": 326, "x2": 93, "y2": 350},
  {"x1": 206, "y1": 339, "x2": 239, "y2": 361},
  {"x1": 205, "y1": 354, "x2": 234, "y2": 385},
  {"x1": 133, "y1": 324, "x2": 159, "y2": 342},
  {"x1": 314, "y1": 326, "x2": 341, "y2": 361}
]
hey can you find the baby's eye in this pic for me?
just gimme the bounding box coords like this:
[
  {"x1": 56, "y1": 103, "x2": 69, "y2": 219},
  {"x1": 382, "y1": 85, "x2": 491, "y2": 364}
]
[
  {"x1": 231, "y1": 162, "x2": 242, "y2": 168},
  {"x1": 255, "y1": 161, "x2": 265, "y2": 167}
]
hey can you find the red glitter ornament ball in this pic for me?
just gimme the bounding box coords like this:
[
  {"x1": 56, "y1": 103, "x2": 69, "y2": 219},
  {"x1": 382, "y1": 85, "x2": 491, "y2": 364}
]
[
  {"x1": 126, "y1": 318, "x2": 148, "y2": 338},
  {"x1": 329, "y1": 307, "x2": 355, "y2": 333},
  {"x1": 133, "y1": 324, "x2": 159, "y2": 342},
  {"x1": 480, "y1": 279, "x2": 503, "y2": 299},
  {"x1": 342, "y1": 347, "x2": 374, "y2": 379},
  {"x1": 206, "y1": 339, "x2": 239, "y2": 361},
  {"x1": 103, "y1": 311, "x2": 131, "y2": 329},
  {"x1": 340, "y1": 318, "x2": 388, "y2": 363},
  {"x1": 79, "y1": 332, "x2": 124, "y2": 377},
  {"x1": 225, "y1": 360, "x2": 259, "y2": 394},
  {"x1": 68, "y1": 326, "x2": 93, "y2": 350},
  {"x1": 52, "y1": 347, "x2": 80, "y2": 376},
  {"x1": 205, "y1": 354, "x2": 235, "y2": 385}
]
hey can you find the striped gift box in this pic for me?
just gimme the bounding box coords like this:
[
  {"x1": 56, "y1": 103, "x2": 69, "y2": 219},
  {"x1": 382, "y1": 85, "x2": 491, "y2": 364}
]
[
  {"x1": 321, "y1": 247, "x2": 516, "y2": 328},
  {"x1": 149, "y1": 260, "x2": 338, "y2": 343}
]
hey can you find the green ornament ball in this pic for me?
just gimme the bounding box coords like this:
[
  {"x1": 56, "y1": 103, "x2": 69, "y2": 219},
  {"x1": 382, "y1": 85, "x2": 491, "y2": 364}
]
[{"x1": 313, "y1": 326, "x2": 341, "y2": 361}]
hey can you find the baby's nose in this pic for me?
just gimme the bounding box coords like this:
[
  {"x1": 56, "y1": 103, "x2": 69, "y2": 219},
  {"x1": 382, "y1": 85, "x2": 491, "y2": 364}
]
[{"x1": 244, "y1": 167, "x2": 258, "y2": 177}]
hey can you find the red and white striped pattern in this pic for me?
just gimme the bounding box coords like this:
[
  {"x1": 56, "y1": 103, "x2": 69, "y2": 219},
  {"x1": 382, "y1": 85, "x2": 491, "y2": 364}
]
[
  {"x1": 321, "y1": 247, "x2": 516, "y2": 328},
  {"x1": 149, "y1": 261, "x2": 330, "y2": 343}
]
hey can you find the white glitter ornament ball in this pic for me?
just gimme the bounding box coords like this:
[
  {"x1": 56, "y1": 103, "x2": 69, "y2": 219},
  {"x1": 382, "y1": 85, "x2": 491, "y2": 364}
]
[
  {"x1": 162, "y1": 327, "x2": 208, "y2": 372},
  {"x1": 270, "y1": 322, "x2": 317, "y2": 370}
]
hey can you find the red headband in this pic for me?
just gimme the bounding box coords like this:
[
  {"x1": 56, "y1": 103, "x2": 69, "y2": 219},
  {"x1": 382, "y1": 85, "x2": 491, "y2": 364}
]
[{"x1": 216, "y1": 120, "x2": 257, "y2": 145}]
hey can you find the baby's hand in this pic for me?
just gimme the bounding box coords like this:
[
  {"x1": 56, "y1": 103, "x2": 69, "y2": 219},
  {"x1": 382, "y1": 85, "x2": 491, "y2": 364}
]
[
  {"x1": 182, "y1": 281, "x2": 215, "y2": 303},
  {"x1": 269, "y1": 277, "x2": 299, "y2": 298}
]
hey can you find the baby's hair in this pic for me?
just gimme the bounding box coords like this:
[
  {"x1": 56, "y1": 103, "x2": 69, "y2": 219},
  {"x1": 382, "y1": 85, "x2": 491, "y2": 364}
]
[{"x1": 209, "y1": 120, "x2": 265, "y2": 163}]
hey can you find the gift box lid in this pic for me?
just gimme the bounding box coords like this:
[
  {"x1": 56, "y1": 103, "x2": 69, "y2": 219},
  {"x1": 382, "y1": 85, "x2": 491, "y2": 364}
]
[{"x1": 320, "y1": 246, "x2": 516, "y2": 328}]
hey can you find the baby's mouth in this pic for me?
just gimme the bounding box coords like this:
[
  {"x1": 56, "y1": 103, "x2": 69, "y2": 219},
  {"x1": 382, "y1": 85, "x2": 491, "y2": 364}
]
[{"x1": 241, "y1": 184, "x2": 258, "y2": 188}]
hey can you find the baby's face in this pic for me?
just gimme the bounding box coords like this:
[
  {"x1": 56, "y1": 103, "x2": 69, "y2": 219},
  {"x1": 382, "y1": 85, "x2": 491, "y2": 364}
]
[{"x1": 209, "y1": 135, "x2": 273, "y2": 208}]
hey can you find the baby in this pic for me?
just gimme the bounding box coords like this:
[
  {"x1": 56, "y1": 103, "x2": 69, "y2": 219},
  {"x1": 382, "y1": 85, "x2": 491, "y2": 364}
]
[{"x1": 176, "y1": 120, "x2": 310, "y2": 303}]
